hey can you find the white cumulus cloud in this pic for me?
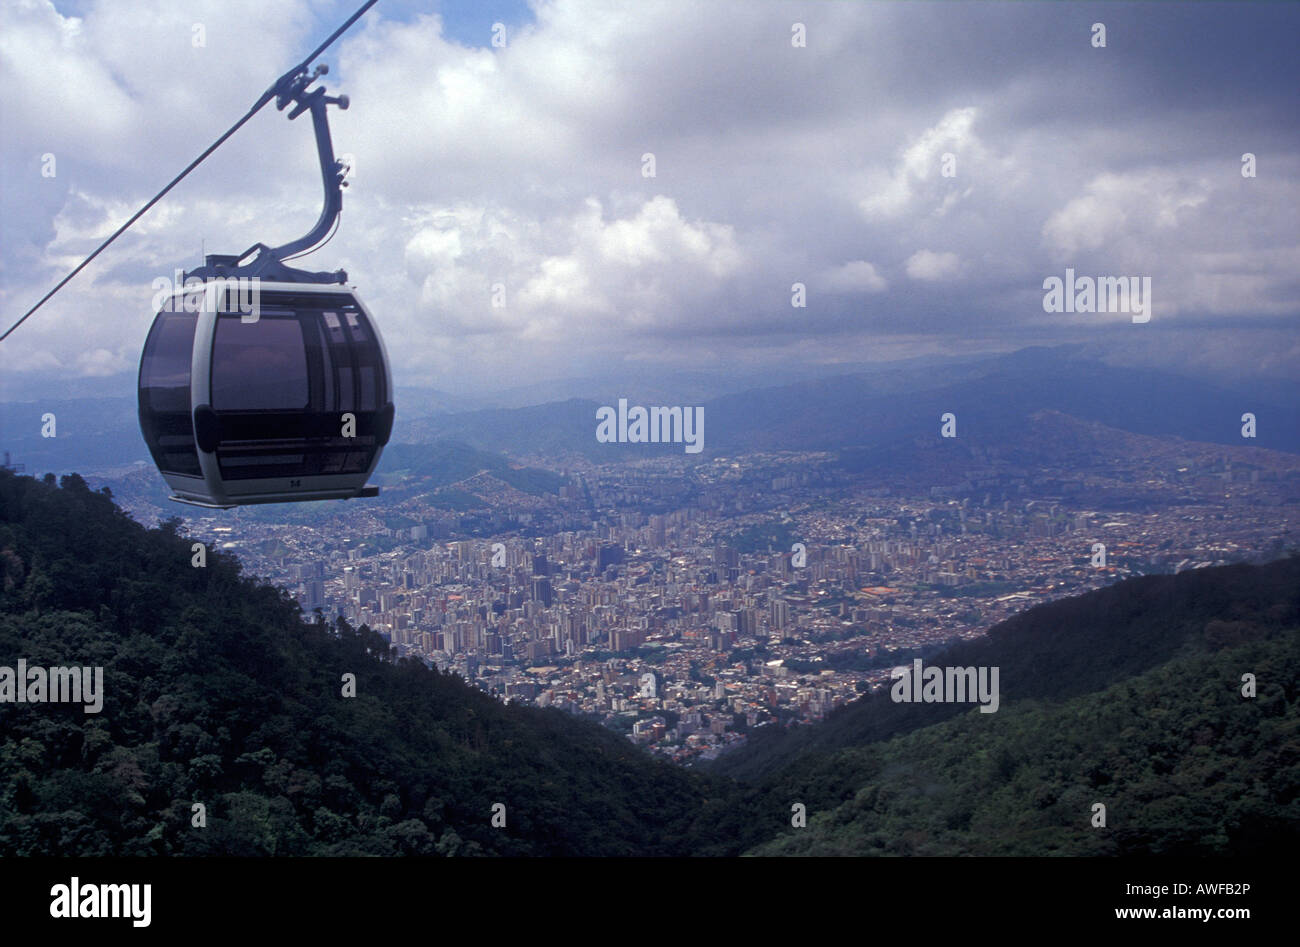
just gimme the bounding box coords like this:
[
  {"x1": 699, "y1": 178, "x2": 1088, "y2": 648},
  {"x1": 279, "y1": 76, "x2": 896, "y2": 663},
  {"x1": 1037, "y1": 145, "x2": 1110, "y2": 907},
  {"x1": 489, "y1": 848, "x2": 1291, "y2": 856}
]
[{"x1": 905, "y1": 250, "x2": 962, "y2": 282}]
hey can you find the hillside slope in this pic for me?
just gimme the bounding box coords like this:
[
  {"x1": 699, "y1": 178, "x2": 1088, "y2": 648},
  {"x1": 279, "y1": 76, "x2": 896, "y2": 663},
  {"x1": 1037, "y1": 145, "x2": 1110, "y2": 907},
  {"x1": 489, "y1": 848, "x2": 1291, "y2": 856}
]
[
  {"x1": 703, "y1": 557, "x2": 1300, "y2": 856},
  {"x1": 712, "y1": 556, "x2": 1300, "y2": 783},
  {"x1": 0, "y1": 470, "x2": 717, "y2": 856},
  {"x1": 749, "y1": 628, "x2": 1300, "y2": 855}
]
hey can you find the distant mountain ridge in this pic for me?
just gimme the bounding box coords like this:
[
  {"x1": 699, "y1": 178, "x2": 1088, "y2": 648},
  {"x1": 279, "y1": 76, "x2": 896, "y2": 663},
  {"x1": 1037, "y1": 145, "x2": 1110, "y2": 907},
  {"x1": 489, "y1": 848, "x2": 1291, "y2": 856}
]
[
  {"x1": 376, "y1": 440, "x2": 566, "y2": 500},
  {"x1": 6, "y1": 347, "x2": 1296, "y2": 475},
  {"x1": 399, "y1": 347, "x2": 1300, "y2": 459}
]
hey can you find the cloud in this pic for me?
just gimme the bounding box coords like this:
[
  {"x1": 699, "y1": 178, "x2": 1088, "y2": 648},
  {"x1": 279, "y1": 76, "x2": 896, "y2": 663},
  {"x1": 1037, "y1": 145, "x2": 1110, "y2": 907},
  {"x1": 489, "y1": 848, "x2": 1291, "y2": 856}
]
[
  {"x1": 858, "y1": 107, "x2": 980, "y2": 220},
  {"x1": 75, "y1": 347, "x2": 132, "y2": 377},
  {"x1": 1, "y1": 0, "x2": 1298, "y2": 400},
  {"x1": 905, "y1": 250, "x2": 962, "y2": 282},
  {"x1": 820, "y1": 260, "x2": 887, "y2": 293},
  {"x1": 1041, "y1": 171, "x2": 1210, "y2": 258},
  {"x1": 1038, "y1": 168, "x2": 1298, "y2": 320}
]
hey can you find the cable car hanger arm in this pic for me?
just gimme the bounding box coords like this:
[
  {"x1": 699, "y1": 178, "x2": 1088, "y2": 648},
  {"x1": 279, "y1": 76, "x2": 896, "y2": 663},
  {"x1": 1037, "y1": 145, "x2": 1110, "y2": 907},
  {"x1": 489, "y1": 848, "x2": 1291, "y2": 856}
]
[
  {"x1": 0, "y1": 0, "x2": 379, "y2": 342},
  {"x1": 189, "y1": 64, "x2": 352, "y2": 285}
]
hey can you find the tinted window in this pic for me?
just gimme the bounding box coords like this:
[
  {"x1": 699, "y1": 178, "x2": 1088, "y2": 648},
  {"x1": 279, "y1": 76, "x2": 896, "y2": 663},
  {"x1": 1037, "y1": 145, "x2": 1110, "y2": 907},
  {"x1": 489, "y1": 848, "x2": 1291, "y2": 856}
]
[
  {"x1": 141, "y1": 312, "x2": 196, "y2": 412},
  {"x1": 315, "y1": 308, "x2": 384, "y2": 413},
  {"x1": 139, "y1": 311, "x2": 200, "y2": 475},
  {"x1": 336, "y1": 340, "x2": 355, "y2": 410},
  {"x1": 304, "y1": 316, "x2": 334, "y2": 412},
  {"x1": 347, "y1": 312, "x2": 382, "y2": 411},
  {"x1": 211, "y1": 313, "x2": 309, "y2": 411}
]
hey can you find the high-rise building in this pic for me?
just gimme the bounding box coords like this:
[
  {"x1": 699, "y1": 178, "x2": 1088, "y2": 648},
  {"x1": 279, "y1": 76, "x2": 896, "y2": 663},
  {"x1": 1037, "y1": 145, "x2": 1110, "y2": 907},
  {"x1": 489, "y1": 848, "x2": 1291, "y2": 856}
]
[
  {"x1": 610, "y1": 627, "x2": 643, "y2": 652},
  {"x1": 596, "y1": 543, "x2": 624, "y2": 571},
  {"x1": 303, "y1": 579, "x2": 325, "y2": 613}
]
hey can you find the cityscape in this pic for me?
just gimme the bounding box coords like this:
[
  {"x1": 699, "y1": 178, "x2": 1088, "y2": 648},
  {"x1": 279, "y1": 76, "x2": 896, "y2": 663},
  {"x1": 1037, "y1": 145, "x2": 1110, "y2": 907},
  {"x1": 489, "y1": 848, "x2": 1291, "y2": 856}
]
[{"x1": 100, "y1": 425, "x2": 1296, "y2": 765}]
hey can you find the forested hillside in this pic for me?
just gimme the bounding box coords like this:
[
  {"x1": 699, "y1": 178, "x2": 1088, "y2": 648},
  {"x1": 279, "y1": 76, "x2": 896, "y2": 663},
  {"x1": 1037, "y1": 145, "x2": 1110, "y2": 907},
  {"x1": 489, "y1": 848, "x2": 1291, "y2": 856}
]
[
  {"x1": 713, "y1": 556, "x2": 1300, "y2": 781},
  {"x1": 712, "y1": 557, "x2": 1300, "y2": 856},
  {"x1": 749, "y1": 629, "x2": 1300, "y2": 855}
]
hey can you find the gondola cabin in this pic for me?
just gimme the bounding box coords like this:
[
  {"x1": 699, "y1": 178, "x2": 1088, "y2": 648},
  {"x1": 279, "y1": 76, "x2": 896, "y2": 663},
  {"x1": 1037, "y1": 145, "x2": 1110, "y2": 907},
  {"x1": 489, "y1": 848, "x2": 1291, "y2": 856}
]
[{"x1": 138, "y1": 279, "x2": 394, "y2": 508}]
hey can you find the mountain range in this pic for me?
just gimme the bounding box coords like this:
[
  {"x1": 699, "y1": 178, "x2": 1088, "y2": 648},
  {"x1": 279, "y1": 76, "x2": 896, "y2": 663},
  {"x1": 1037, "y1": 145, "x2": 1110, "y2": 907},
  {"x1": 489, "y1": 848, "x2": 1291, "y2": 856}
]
[
  {"x1": 4, "y1": 347, "x2": 1297, "y2": 477},
  {"x1": 400, "y1": 346, "x2": 1300, "y2": 460}
]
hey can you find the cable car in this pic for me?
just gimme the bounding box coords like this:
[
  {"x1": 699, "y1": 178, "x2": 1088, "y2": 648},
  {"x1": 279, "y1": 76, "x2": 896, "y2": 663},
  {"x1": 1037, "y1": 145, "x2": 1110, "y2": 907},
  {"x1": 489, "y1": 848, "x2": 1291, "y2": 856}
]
[
  {"x1": 137, "y1": 62, "x2": 394, "y2": 508},
  {"x1": 139, "y1": 281, "x2": 393, "y2": 508}
]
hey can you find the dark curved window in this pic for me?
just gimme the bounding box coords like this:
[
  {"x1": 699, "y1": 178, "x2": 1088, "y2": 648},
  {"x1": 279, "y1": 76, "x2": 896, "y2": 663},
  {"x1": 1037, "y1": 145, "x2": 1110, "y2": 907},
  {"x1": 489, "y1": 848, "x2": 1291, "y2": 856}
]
[
  {"x1": 211, "y1": 312, "x2": 309, "y2": 411},
  {"x1": 139, "y1": 311, "x2": 200, "y2": 475}
]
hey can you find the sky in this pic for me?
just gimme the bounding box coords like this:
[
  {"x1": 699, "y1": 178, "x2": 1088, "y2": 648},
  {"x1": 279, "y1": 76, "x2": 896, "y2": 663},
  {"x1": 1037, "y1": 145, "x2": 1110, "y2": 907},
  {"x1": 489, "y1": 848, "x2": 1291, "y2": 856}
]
[{"x1": 1, "y1": 0, "x2": 1297, "y2": 402}]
